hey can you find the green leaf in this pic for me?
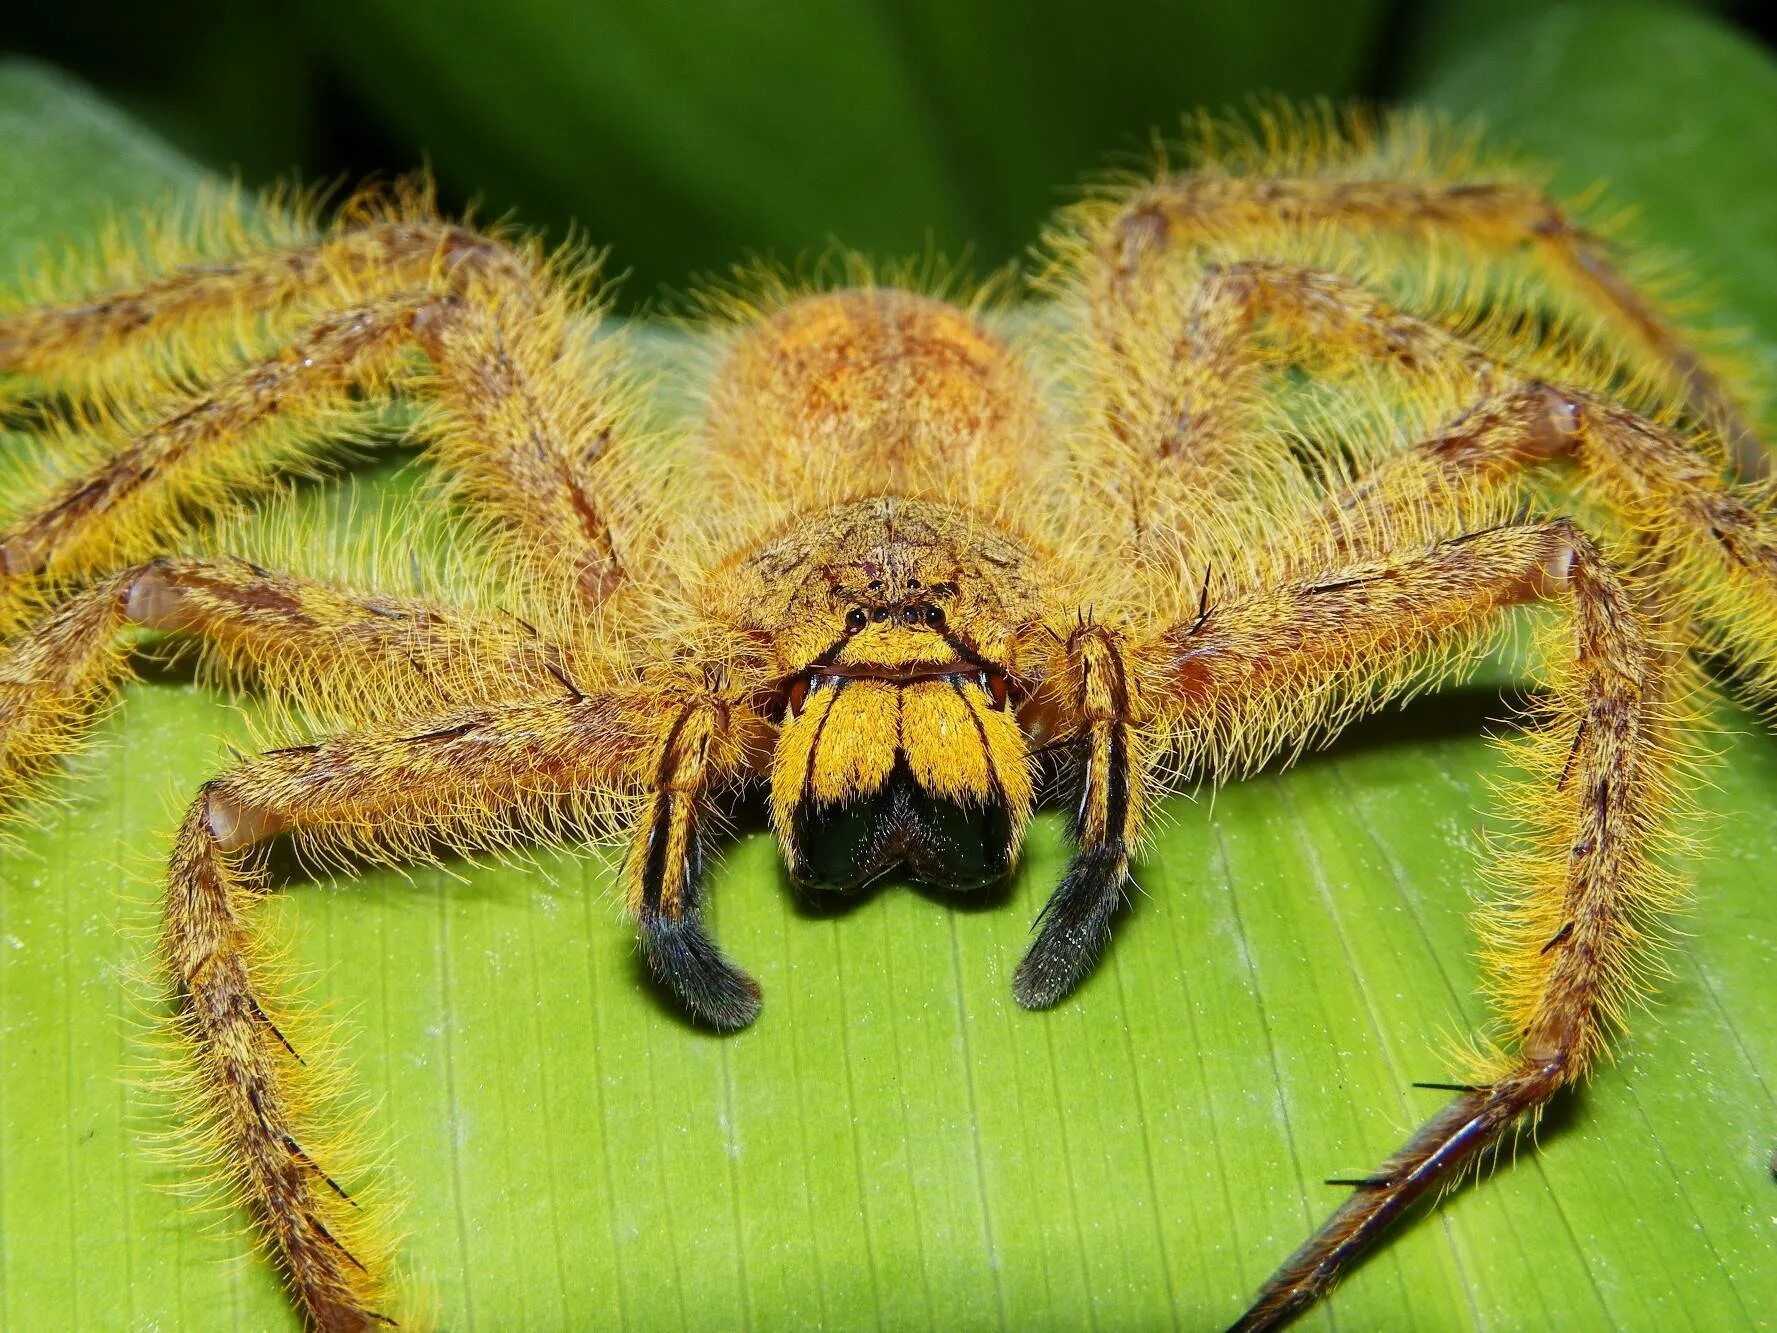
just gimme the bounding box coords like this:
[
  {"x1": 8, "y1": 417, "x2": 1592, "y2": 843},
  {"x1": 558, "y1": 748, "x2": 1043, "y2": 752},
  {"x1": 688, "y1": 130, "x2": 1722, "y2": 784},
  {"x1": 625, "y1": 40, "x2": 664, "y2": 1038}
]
[{"x1": 3, "y1": 18, "x2": 1776, "y2": 1329}]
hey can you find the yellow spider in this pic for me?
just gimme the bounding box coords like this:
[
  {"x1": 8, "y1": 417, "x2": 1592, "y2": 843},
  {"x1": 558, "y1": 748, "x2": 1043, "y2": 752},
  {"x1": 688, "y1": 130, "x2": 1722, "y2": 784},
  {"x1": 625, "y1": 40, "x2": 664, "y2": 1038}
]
[{"x1": 1, "y1": 105, "x2": 1772, "y2": 1330}]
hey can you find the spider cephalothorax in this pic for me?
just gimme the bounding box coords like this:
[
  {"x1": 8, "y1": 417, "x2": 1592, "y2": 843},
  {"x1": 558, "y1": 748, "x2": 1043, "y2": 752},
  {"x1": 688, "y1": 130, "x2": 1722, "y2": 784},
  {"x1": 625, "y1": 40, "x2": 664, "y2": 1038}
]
[{"x1": 2, "y1": 107, "x2": 1773, "y2": 1330}]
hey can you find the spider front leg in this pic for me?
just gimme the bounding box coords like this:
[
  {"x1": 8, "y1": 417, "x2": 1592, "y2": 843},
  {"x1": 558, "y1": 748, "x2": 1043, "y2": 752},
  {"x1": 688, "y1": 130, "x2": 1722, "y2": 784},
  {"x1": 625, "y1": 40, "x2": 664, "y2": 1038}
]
[
  {"x1": 158, "y1": 683, "x2": 755, "y2": 1328},
  {"x1": 1126, "y1": 521, "x2": 1681, "y2": 1331},
  {"x1": 1092, "y1": 159, "x2": 1764, "y2": 472}
]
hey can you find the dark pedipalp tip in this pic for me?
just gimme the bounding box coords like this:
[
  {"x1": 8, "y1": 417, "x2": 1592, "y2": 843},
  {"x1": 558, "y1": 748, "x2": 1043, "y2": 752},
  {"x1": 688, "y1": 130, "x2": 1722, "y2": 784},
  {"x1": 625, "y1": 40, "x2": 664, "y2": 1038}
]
[
  {"x1": 640, "y1": 910, "x2": 763, "y2": 1031},
  {"x1": 1010, "y1": 848, "x2": 1125, "y2": 1009},
  {"x1": 1011, "y1": 904, "x2": 1114, "y2": 1009},
  {"x1": 1011, "y1": 939, "x2": 1095, "y2": 1010}
]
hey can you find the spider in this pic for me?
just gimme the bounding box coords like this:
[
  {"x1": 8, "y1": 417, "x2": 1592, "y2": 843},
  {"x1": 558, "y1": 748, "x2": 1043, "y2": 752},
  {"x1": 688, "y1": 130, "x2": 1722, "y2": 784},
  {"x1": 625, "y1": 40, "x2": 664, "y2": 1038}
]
[{"x1": 1, "y1": 104, "x2": 1773, "y2": 1330}]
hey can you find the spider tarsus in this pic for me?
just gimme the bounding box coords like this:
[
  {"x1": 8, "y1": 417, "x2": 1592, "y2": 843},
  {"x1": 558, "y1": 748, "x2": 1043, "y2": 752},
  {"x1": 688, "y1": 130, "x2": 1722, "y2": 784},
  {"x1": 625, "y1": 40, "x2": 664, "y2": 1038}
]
[
  {"x1": 639, "y1": 908, "x2": 763, "y2": 1030},
  {"x1": 1012, "y1": 845, "x2": 1125, "y2": 1008},
  {"x1": 1234, "y1": 1079, "x2": 1538, "y2": 1332}
]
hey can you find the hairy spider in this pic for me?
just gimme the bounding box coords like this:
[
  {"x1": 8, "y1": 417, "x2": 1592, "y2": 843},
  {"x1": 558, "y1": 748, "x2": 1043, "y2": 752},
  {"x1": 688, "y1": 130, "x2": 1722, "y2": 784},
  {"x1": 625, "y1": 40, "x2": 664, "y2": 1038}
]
[{"x1": 1, "y1": 105, "x2": 1772, "y2": 1330}]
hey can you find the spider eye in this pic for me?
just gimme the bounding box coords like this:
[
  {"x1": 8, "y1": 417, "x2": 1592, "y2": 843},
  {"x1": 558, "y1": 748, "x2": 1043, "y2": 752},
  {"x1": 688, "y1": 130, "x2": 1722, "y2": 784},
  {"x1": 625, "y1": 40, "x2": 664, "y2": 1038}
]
[
  {"x1": 925, "y1": 605, "x2": 945, "y2": 628},
  {"x1": 844, "y1": 608, "x2": 867, "y2": 633}
]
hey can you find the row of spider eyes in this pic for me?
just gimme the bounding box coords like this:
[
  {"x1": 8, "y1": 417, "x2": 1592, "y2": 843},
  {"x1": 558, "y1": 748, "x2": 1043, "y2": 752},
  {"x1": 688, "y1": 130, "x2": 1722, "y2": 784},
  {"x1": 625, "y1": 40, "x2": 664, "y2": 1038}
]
[{"x1": 844, "y1": 604, "x2": 947, "y2": 632}]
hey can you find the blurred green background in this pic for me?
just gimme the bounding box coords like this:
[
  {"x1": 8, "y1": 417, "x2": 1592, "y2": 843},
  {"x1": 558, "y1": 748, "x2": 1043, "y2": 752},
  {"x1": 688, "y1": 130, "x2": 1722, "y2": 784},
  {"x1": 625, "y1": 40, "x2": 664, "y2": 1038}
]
[{"x1": 3, "y1": 0, "x2": 1771, "y2": 303}]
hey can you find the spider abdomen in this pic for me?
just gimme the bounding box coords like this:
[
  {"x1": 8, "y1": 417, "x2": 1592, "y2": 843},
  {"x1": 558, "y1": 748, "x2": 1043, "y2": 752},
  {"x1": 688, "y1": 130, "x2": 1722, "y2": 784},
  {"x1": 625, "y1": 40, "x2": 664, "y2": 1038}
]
[{"x1": 706, "y1": 287, "x2": 1046, "y2": 509}]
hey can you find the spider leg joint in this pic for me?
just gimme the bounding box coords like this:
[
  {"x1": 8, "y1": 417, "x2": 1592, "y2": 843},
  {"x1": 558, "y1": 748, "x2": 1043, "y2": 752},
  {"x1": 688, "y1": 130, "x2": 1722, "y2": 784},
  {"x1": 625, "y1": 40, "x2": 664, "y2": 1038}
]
[
  {"x1": 1523, "y1": 381, "x2": 1584, "y2": 460},
  {"x1": 122, "y1": 559, "x2": 190, "y2": 630},
  {"x1": 204, "y1": 781, "x2": 288, "y2": 852}
]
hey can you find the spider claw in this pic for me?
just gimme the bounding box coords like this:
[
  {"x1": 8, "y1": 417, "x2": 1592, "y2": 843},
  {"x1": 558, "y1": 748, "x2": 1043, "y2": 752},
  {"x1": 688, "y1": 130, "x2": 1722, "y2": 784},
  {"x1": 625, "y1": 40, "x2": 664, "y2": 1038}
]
[{"x1": 640, "y1": 909, "x2": 763, "y2": 1030}]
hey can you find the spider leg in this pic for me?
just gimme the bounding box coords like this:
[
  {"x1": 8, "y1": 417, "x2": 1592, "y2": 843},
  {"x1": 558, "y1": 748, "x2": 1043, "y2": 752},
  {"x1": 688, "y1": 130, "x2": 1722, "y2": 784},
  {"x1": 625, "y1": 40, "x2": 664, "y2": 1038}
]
[
  {"x1": 1112, "y1": 258, "x2": 1777, "y2": 695},
  {"x1": 1092, "y1": 165, "x2": 1764, "y2": 474},
  {"x1": 1167, "y1": 262, "x2": 1777, "y2": 699},
  {"x1": 0, "y1": 555, "x2": 577, "y2": 831},
  {"x1": 1070, "y1": 258, "x2": 1515, "y2": 562},
  {"x1": 160, "y1": 683, "x2": 754, "y2": 1328},
  {"x1": 1, "y1": 227, "x2": 638, "y2": 609},
  {"x1": 0, "y1": 189, "x2": 523, "y2": 407},
  {"x1": 1117, "y1": 521, "x2": 1683, "y2": 1330}
]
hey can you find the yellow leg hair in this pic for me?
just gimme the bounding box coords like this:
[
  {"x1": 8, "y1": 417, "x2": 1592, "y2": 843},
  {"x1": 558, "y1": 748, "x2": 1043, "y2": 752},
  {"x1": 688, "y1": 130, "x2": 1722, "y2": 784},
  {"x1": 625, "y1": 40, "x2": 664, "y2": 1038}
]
[
  {"x1": 1, "y1": 300, "x2": 420, "y2": 581},
  {"x1": 1089, "y1": 168, "x2": 1763, "y2": 474},
  {"x1": 158, "y1": 684, "x2": 750, "y2": 1329},
  {"x1": 0, "y1": 555, "x2": 578, "y2": 833},
  {"x1": 0, "y1": 219, "x2": 640, "y2": 615},
  {"x1": 0, "y1": 188, "x2": 524, "y2": 408},
  {"x1": 1308, "y1": 378, "x2": 1777, "y2": 699},
  {"x1": 1120, "y1": 259, "x2": 1777, "y2": 706},
  {"x1": 1129, "y1": 521, "x2": 1686, "y2": 1330},
  {"x1": 1076, "y1": 258, "x2": 1514, "y2": 559}
]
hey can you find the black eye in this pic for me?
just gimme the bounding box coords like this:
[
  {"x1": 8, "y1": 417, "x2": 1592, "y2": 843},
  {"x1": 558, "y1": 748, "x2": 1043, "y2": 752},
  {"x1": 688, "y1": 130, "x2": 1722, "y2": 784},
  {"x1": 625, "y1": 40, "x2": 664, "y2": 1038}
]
[
  {"x1": 925, "y1": 605, "x2": 945, "y2": 627},
  {"x1": 845, "y1": 608, "x2": 867, "y2": 633},
  {"x1": 900, "y1": 606, "x2": 919, "y2": 624}
]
